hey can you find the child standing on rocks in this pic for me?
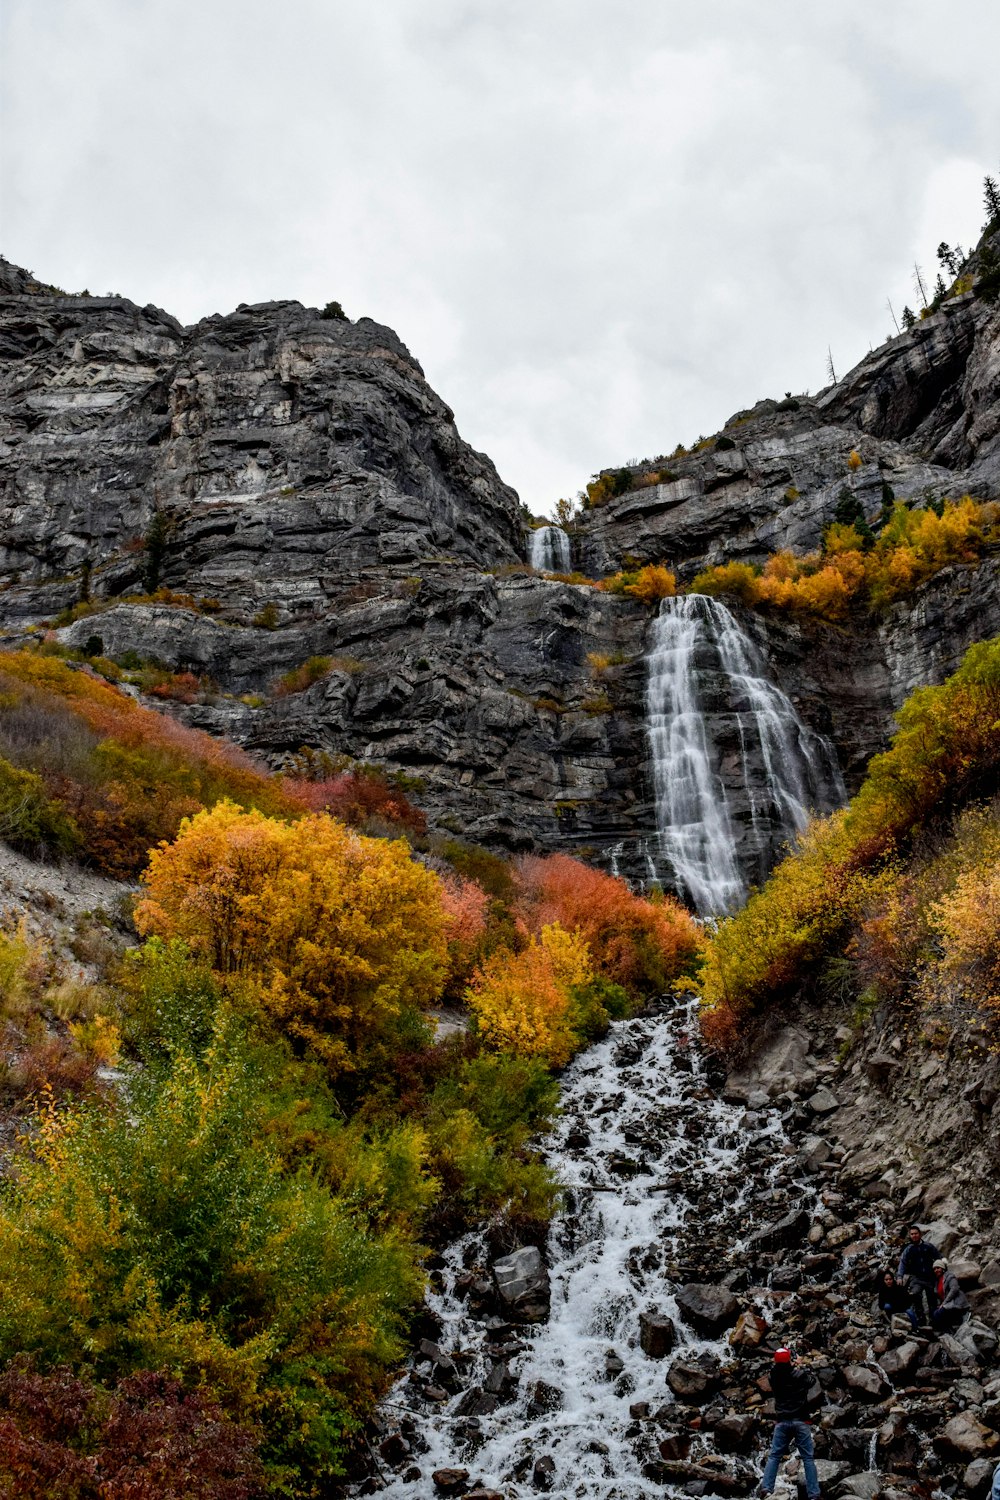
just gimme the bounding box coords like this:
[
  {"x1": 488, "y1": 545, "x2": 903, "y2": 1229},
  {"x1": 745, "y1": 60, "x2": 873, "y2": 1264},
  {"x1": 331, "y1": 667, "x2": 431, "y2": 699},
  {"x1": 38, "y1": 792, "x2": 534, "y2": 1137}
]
[{"x1": 757, "y1": 1347, "x2": 821, "y2": 1500}]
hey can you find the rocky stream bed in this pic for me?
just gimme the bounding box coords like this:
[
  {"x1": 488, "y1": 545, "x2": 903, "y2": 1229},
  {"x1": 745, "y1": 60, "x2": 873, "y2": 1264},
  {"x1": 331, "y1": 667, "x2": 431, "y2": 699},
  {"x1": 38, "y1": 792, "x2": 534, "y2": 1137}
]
[{"x1": 359, "y1": 1000, "x2": 1000, "y2": 1500}]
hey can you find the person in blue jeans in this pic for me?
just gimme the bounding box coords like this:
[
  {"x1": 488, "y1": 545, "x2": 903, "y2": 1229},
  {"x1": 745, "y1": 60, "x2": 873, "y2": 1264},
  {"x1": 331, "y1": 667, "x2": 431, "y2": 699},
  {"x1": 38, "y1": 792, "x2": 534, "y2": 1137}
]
[{"x1": 757, "y1": 1347, "x2": 821, "y2": 1499}]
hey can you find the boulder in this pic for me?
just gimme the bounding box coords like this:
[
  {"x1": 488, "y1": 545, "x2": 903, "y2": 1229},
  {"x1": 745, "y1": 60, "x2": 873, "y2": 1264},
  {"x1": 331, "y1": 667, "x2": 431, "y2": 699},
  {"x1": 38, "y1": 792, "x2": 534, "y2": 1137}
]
[
  {"x1": 964, "y1": 1457, "x2": 996, "y2": 1497},
  {"x1": 953, "y1": 1257, "x2": 983, "y2": 1287},
  {"x1": 746, "y1": 1208, "x2": 810, "y2": 1254},
  {"x1": 675, "y1": 1283, "x2": 740, "y2": 1335},
  {"x1": 639, "y1": 1311, "x2": 677, "y2": 1358},
  {"x1": 532, "y1": 1455, "x2": 556, "y2": 1491},
  {"x1": 432, "y1": 1470, "x2": 470, "y2": 1495},
  {"x1": 666, "y1": 1358, "x2": 721, "y2": 1402},
  {"x1": 491, "y1": 1246, "x2": 550, "y2": 1323},
  {"x1": 834, "y1": 1476, "x2": 881, "y2": 1500},
  {"x1": 729, "y1": 1311, "x2": 768, "y2": 1351},
  {"x1": 807, "y1": 1086, "x2": 840, "y2": 1115},
  {"x1": 713, "y1": 1413, "x2": 757, "y2": 1454},
  {"x1": 843, "y1": 1364, "x2": 890, "y2": 1401},
  {"x1": 937, "y1": 1412, "x2": 1000, "y2": 1460},
  {"x1": 877, "y1": 1341, "x2": 921, "y2": 1383}
]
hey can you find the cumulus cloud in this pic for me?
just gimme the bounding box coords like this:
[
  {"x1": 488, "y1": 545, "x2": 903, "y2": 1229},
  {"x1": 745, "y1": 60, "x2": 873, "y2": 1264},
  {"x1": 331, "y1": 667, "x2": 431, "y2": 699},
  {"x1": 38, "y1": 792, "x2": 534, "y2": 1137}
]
[{"x1": 1, "y1": 0, "x2": 998, "y2": 510}]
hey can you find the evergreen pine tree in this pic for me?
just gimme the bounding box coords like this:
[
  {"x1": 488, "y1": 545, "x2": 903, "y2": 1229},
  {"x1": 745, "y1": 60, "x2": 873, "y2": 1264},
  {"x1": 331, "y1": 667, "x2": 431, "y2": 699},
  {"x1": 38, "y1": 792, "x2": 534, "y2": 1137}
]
[{"x1": 984, "y1": 175, "x2": 1000, "y2": 228}]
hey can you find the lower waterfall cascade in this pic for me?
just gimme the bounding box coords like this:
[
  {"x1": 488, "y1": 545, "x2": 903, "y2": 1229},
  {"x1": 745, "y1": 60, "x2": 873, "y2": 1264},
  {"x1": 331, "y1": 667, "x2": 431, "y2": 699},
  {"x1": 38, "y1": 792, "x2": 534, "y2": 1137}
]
[
  {"x1": 645, "y1": 594, "x2": 845, "y2": 917},
  {"x1": 368, "y1": 1000, "x2": 857, "y2": 1500},
  {"x1": 529, "y1": 525, "x2": 572, "y2": 573}
]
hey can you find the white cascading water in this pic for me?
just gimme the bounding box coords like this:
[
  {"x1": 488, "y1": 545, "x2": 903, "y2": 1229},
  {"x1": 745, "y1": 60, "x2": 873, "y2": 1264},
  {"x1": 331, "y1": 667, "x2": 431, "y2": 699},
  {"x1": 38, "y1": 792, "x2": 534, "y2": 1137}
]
[
  {"x1": 529, "y1": 525, "x2": 572, "y2": 573},
  {"x1": 375, "y1": 1000, "x2": 805, "y2": 1500},
  {"x1": 646, "y1": 595, "x2": 844, "y2": 917}
]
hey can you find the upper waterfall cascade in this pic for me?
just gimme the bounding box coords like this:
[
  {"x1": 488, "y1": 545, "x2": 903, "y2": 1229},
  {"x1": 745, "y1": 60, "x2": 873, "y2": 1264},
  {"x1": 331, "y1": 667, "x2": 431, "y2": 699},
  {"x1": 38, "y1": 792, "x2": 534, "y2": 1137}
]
[
  {"x1": 646, "y1": 594, "x2": 845, "y2": 917},
  {"x1": 529, "y1": 525, "x2": 572, "y2": 573}
]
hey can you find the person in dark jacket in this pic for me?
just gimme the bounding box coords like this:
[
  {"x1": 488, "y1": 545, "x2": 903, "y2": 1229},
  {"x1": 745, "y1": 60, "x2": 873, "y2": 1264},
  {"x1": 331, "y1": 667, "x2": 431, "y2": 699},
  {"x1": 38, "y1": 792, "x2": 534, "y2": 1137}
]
[
  {"x1": 878, "y1": 1269, "x2": 917, "y2": 1330},
  {"x1": 757, "y1": 1347, "x2": 821, "y2": 1500},
  {"x1": 897, "y1": 1224, "x2": 940, "y2": 1325},
  {"x1": 931, "y1": 1258, "x2": 970, "y2": 1333}
]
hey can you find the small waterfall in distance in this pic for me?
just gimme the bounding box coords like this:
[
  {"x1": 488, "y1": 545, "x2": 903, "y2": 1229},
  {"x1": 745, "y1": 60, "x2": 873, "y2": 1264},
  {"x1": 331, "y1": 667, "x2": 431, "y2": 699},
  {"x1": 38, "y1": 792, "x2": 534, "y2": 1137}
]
[
  {"x1": 646, "y1": 593, "x2": 844, "y2": 917},
  {"x1": 529, "y1": 524, "x2": 571, "y2": 572}
]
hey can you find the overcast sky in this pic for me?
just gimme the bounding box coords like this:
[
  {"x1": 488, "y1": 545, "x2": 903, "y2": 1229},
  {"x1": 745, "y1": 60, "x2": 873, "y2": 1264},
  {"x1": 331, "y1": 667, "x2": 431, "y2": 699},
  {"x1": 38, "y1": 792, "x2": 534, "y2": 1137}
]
[{"x1": 2, "y1": 1, "x2": 998, "y2": 513}]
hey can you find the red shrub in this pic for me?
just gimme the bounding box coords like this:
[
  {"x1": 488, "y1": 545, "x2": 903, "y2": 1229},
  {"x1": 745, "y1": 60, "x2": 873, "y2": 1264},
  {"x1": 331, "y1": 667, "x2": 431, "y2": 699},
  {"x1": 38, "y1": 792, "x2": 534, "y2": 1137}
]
[
  {"x1": 514, "y1": 853, "x2": 700, "y2": 994},
  {"x1": 0, "y1": 1361, "x2": 263, "y2": 1500},
  {"x1": 284, "y1": 767, "x2": 426, "y2": 834}
]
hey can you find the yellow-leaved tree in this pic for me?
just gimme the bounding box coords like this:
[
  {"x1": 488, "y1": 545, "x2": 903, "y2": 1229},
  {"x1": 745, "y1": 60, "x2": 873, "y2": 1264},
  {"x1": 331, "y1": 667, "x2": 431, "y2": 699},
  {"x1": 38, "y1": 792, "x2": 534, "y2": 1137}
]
[
  {"x1": 466, "y1": 923, "x2": 594, "y2": 1066},
  {"x1": 135, "y1": 801, "x2": 448, "y2": 1071}
]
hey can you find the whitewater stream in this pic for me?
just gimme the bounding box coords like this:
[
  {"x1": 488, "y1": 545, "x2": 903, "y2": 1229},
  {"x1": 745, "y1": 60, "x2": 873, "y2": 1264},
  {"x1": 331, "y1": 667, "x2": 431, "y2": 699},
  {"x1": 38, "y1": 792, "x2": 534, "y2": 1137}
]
[{"x1": 375, "y1": 998, "x2": 814, "y2": 1499}]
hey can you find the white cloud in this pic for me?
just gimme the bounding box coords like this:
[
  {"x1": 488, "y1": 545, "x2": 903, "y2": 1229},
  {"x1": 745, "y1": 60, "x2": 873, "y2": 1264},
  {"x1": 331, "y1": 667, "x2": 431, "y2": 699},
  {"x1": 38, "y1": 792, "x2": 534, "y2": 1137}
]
[{"x1": 2, "y1": 0, "x2": 998, "y2": 512}]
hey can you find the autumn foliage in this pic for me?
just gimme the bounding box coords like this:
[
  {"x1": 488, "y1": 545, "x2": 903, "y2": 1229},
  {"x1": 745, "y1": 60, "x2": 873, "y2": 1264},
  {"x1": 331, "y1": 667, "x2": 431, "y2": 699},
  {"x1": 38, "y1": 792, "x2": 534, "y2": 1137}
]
[
  {"x1": 697, "y1": 635, "x2": 1000, "y2": 1050},
  {"x1": 0, "y1": 1363, "x2": 263, "y2": 1499},
  {"x1": 515, "y1": 852, "x2": 700, "y2": 993},
  {"x1": 135, "y1": 802, "x2": 448, "y2": 1071},
  {"x1": 0, "y1": 651, "x2": 297, "y2": 875},
  {"x1": 691, "y1": 496, "x2": 999, "y2": 621}
]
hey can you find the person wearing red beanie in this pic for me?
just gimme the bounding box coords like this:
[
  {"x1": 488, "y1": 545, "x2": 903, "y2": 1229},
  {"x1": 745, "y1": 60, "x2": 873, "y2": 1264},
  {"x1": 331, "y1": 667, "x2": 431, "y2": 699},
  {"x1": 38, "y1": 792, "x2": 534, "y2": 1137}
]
[{"x1": 757, "y1": 1348, "x2": 821, "y2": 1499}]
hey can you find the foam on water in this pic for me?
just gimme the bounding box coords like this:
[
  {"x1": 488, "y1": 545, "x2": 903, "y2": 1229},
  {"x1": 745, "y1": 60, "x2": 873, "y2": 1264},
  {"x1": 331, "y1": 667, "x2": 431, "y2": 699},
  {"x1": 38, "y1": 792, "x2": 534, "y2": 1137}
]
[{"x1": 377, "y1": 1000, "x2": 798, "y2": 1498}]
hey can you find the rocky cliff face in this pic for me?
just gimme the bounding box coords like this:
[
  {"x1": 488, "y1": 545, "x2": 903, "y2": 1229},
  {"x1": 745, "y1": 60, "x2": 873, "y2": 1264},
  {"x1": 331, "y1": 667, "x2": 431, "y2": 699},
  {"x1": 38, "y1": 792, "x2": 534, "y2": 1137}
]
[{"x1": 3, "y1": 254, "x2": 1000, "y2": 887}]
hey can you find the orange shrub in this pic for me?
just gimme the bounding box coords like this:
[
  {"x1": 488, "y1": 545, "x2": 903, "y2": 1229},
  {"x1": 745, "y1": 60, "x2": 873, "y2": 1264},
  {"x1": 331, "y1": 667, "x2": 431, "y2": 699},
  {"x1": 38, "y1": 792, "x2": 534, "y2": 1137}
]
[
  {"x1": 514, "y1": 852, "x2": 700, "y2": 994},
  {"x1": 623, "y1": 565, "x2": 677, "y2": 603},
  {"x1": 135, "y1": 802, "x2": 448, "y2": 1072}
]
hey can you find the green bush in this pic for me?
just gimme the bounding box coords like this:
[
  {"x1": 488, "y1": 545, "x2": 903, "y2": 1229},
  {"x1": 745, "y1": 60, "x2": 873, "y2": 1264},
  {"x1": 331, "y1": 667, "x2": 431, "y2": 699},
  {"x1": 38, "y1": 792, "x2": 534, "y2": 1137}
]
[{"x1": 0, "y1": 756, "x2": 82, "y2": 856}]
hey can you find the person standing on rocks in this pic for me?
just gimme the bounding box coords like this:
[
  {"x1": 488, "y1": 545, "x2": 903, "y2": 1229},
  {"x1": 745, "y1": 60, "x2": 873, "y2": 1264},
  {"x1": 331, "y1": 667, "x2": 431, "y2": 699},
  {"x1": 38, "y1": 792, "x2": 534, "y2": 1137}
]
[
  {"x1": 896, "y1": 1224, "x2": 940, "y2": 1326},
  {"x1": 757, "y1": 1347, "x2": 821, "y2": 1500},
  {"x1": 931, "y1": 1258, "x2": 970, "y2": 1332}
]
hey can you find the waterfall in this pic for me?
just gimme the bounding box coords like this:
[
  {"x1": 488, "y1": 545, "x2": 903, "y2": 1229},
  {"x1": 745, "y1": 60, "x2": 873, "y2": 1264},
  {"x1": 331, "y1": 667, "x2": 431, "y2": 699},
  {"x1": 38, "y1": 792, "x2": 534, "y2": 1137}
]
[
  {"x1": 529, "y1": 524, "x2": 571, "y2": 573},
  {"x1": 646, "y1": 594, "x2": 844, "y2": 917}
]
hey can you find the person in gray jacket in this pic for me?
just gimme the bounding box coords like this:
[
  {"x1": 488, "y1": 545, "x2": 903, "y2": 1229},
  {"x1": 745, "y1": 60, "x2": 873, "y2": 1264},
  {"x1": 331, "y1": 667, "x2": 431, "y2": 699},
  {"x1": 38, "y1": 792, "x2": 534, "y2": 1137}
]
[{"x1": 931, "y1": 1258, "x2": 970, "y2": 1333}]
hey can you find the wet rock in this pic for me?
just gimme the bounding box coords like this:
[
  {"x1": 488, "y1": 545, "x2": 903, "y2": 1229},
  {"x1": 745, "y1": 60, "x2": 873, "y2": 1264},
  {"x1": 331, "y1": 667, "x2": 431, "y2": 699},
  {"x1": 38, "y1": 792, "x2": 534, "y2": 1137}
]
[
  {"x1": 964, "y1": 1457, "x2": 996, "y2": 1497},
  {"x1": 675, "y1": 1283, "x2": 740, "y2": 1336},
  {"x1": 657, "y1": 1433, "x2": 692, "y2": 1460},
  {"x1": 531, "y1": 1454, "x2": 556, "y2": 1491},
  {"x1": 527, "y1": 1380, "x2": 563, "y2": 1415},
  {"x1": 877, "y1": 1341, "x2": 921, "y2": 1383},
  {"x1": 453, "y1": 1388, "x2": 498, "y2": 1417},
  {"x1": 728, "y1": 1311, "x2": 768, "y2": 1351},
  {"x1": 378, "y1": 1431, "x2": 411, "y2": 1466},
  {"x1": 713, "y1": 1413, "x2": 757, "y2": 1454},
  {"x1": 842, "y1": 1364, "x2": 890, "y2": 1401},
  {"x1": 491, "y1": 1246, "x2": 550, "y2": 1324},
  {"x1": 630, "y1": 1401, "x2": 652, "y2": 1419},
  {"x1": 666, "y1": 1358, "x2": 722, "y2": 1402},
  {"x1": 937, "y1": 1412, "x2": 1000, "y2": 1460},
  {"x1": 639, "y1": 1311, "x2": 677, "y2": 1357},
  {"x1": 432, "y1": 1469, "x2": 470, "y2": 1495},
  {"x1": 769, "y1": 1265, "x2": 802, "y2": 1291},
  {"x1": 746, "y1": 1207, "x2": 810, "y2": 1254},
  {"x1": 834, "y1": 1474, "x2": 882, "y2": 1499}
]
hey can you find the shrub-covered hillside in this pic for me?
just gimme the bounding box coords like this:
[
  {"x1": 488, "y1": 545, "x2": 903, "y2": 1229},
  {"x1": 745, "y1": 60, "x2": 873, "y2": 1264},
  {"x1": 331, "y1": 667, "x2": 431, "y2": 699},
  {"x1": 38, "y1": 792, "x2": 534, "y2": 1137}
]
[
  {"x1": 696, "y1": 633, "x2": 1000, "y2": 1052},
  {"x1": 0, "y1": 656, "x2": 699, "y2": 1495}
]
